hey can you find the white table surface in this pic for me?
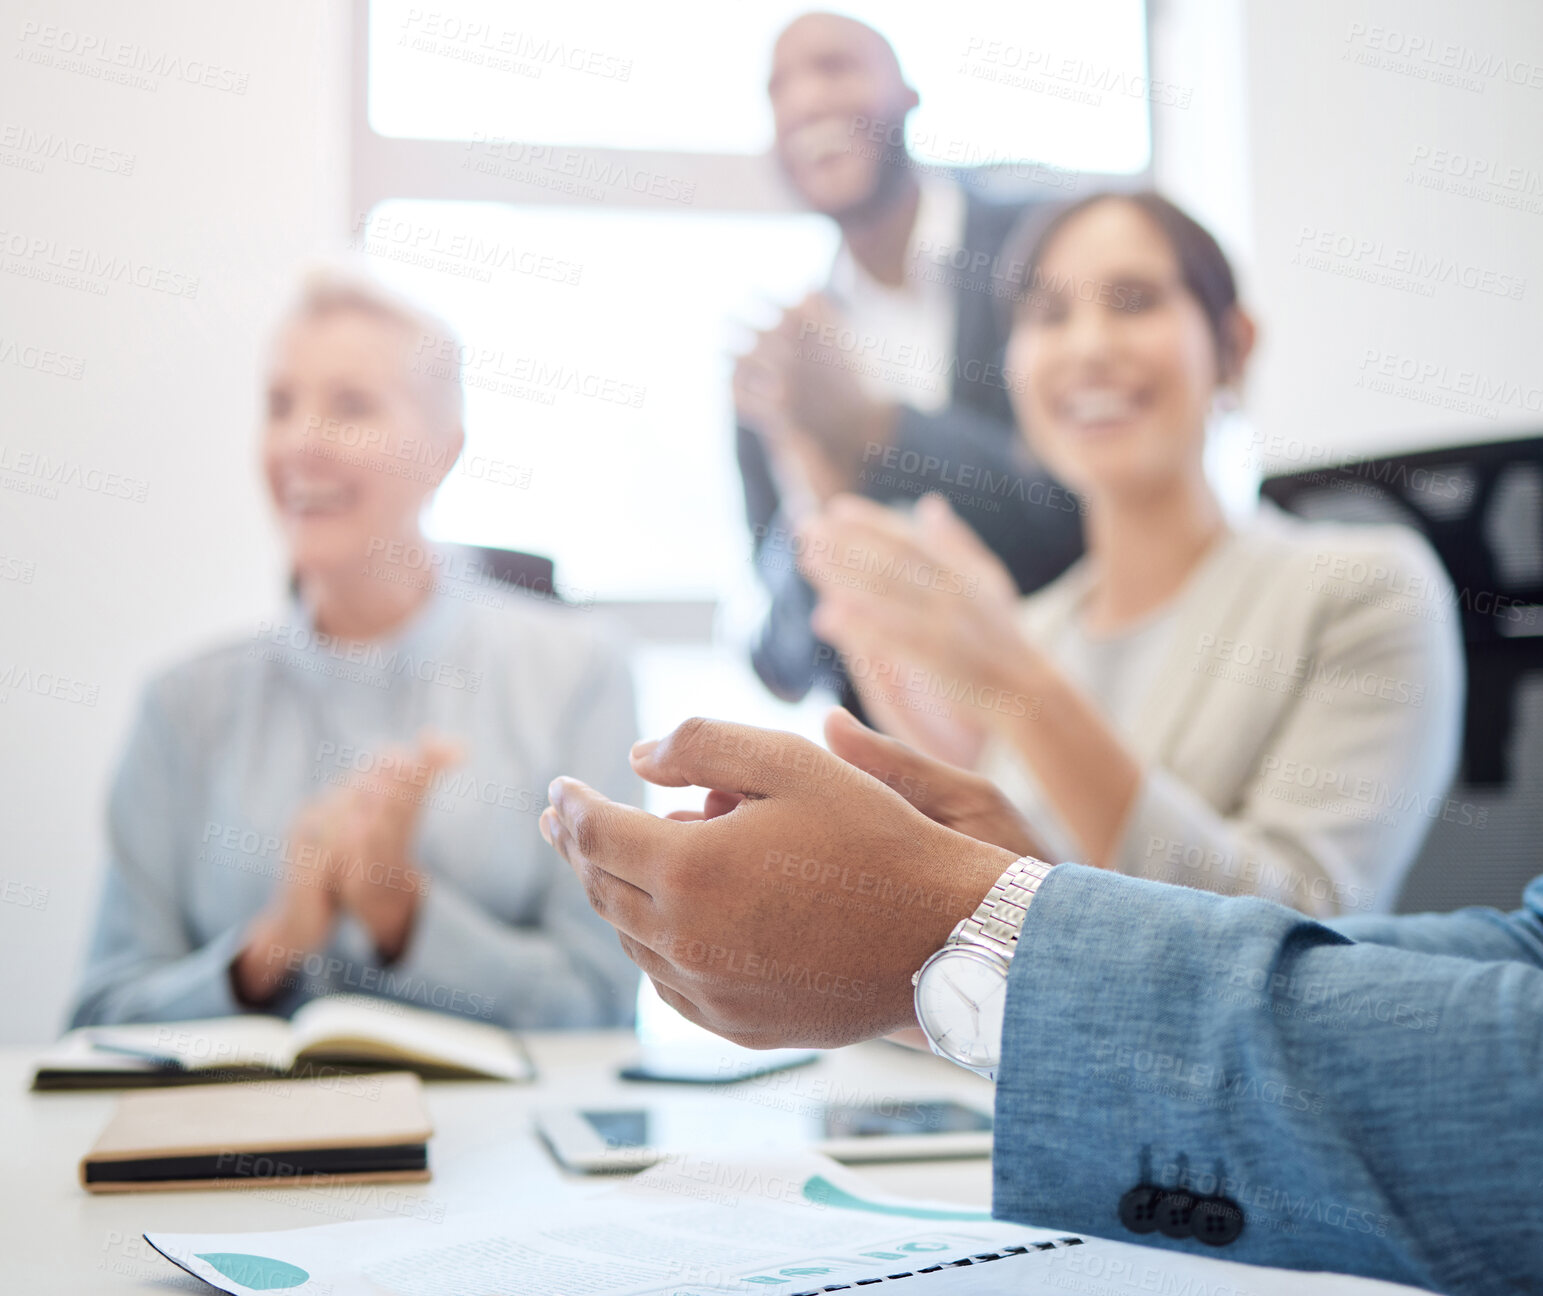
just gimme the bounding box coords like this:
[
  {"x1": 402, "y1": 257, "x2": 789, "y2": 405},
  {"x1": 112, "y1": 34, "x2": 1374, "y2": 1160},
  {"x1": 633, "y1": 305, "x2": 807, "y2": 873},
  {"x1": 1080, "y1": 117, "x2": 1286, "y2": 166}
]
[{"x1": 4, "y1": 1032, "x2": 997, "y2": 1293}]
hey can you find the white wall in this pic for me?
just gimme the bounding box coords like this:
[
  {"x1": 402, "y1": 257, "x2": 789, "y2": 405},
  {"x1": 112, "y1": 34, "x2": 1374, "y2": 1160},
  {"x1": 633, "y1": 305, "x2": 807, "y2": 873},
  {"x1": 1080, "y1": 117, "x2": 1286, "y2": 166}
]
[
  {"x1": 0, "y1": 1, "x2": 348, "y2": 1043},
  {"x1": 1157, "y1": 0, "x2": 1543, "y2": 469}
]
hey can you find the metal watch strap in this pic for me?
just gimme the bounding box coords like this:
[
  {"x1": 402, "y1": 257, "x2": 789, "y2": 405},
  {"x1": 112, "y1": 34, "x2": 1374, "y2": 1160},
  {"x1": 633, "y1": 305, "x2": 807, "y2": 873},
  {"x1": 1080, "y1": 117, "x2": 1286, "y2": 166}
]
[{"x1": 954, "y1": 856, "x2": 1057, "y2": 961}]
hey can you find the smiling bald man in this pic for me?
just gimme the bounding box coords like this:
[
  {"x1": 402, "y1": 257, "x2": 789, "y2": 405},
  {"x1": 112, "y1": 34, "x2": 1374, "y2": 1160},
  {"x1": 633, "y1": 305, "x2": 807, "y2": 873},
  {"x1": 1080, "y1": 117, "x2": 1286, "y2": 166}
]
[{"x1": 733, "y1": 12, "x2": 1084, "y2": 707}]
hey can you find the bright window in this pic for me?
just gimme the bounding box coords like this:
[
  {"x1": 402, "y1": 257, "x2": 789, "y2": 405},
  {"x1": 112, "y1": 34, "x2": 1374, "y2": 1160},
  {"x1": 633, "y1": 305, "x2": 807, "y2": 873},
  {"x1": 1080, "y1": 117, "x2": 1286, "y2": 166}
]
[
  {"x1": 370, "y1": 0, "x2": 1152, "y2": 172},
  {"x1": 356, "y1": 201, "x2": 837, "y2": 599},
  {"x1": 358, "y1": 0, "x2": 1151, "y2": 600}
]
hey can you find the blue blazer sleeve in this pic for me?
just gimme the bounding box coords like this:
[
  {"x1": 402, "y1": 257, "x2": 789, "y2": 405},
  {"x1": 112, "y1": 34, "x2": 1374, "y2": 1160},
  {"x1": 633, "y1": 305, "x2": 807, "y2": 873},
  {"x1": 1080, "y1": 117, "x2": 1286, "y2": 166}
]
[{"x1": 993, "y1": 865, "x2": 1543, "y2": 1296}]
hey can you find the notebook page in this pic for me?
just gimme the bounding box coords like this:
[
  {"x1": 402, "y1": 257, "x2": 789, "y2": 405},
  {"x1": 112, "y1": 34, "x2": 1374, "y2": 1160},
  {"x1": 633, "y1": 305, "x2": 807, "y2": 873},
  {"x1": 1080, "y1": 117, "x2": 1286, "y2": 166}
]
[
  {"x1": 288, "y1": 994, "x2": 532, "y2": 1080},
  {"x1": 90, "y1": 1016, "x2": 295, "y2": 1072},
  {"x1": 33, "y1": 1028, "x2": 163, "y2": 1077}
]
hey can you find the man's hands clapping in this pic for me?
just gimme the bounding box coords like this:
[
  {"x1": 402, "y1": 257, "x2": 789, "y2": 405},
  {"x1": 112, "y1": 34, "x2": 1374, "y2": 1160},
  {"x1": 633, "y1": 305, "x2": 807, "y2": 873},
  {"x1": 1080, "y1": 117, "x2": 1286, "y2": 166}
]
[
  {"x1": 733, "y1": 293, "x2": 899, "y2": 518},
  {"x1": 539, "y1": 716, "x2": 1020, "y2": 1049}
]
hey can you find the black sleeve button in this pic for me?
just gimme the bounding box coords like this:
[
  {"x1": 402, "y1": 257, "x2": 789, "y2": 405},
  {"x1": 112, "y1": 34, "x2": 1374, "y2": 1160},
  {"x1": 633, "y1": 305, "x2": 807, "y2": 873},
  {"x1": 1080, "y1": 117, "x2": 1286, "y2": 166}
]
[
  {"x1": 1155, "y1": 1189, "x2": 1196, "y2": 1239},
  {"x1": 1190, "y1": 1196, "x2": 1245, "y2": 1247},
  {"x1": 1117, "y1": 1185, "x2": 1165, "y2": 1234}
]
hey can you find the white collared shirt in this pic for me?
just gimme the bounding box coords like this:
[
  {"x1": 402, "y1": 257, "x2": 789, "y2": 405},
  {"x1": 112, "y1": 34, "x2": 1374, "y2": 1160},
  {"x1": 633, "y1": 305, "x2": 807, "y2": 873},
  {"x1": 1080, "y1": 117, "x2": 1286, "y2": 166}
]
[{"x1": 826, "y1": 177, "x2": 964, "y2": 413}]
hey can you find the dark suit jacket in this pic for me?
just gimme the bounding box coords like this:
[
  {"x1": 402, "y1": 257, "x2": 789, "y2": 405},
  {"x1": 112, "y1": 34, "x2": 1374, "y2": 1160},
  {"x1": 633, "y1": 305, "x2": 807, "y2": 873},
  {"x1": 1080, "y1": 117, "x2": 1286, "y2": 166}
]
[{"x1": 737, "y1": 186, "x2": 1085, "y2": 701}]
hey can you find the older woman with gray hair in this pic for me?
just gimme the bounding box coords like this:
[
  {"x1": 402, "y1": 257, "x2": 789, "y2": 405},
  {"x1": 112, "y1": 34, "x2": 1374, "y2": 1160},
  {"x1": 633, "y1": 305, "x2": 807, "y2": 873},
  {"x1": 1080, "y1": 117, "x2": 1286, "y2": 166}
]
[{"x1": 72, "y1": 272, "x2": 641, "y2": 1028}]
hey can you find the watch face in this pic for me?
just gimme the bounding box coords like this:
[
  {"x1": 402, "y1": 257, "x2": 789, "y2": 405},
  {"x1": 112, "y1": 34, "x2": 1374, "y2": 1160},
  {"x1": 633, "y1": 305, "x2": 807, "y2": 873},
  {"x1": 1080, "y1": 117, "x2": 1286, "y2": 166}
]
[{"x1": 914, "y1": 947, "x2": 1008, "y2": 1072}]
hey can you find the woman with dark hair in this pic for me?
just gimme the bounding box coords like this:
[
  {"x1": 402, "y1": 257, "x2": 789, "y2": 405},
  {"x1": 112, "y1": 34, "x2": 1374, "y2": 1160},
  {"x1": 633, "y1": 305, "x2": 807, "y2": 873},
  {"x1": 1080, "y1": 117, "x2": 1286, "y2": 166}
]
[{"x1": 799, "y1": 192, "x2": 1463, "y2": 916}]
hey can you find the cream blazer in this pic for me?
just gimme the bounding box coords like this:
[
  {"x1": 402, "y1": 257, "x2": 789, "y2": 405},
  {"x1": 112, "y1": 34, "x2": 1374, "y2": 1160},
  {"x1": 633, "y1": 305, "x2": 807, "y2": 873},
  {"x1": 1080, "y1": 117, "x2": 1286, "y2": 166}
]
[{"x1": 980, "y1": 507, "x2": 1465, "y2": 916}]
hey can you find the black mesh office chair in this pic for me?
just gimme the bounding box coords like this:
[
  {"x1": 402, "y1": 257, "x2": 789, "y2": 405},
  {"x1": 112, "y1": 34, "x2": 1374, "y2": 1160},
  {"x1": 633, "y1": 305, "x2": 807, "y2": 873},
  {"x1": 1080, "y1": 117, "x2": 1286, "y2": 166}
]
[
  {"x1": 1261, "y1": 435, "x2": 1543, "y2": 913},
  {"x1": 466, "y1": 546, "x2": 557, "y2": 599}
]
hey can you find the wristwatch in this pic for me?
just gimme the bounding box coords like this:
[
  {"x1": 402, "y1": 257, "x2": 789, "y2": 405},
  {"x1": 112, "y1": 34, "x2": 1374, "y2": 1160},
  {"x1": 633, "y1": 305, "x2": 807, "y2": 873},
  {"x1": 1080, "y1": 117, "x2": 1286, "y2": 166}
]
[{"x1": 912, "y1": 856, "x2": 1056, "y2": 1080}]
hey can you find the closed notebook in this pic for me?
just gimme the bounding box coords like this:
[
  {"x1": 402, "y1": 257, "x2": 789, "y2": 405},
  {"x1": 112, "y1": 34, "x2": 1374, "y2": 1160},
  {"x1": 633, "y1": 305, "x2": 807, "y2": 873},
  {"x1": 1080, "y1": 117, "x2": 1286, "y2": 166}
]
[
  {"x1": 80, "y1": 1071, "x2": 433, "y2": 1193},
  {"x1": 34, "y1": 993, "x2": 534, "y2": 1089}
]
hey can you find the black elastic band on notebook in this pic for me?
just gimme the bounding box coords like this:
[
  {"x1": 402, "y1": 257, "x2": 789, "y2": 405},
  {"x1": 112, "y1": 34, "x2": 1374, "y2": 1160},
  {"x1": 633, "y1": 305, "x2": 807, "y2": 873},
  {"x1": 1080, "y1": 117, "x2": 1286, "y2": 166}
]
[{"x1": 84, "y1": 1142, "x2": 427, "y2": 1184}]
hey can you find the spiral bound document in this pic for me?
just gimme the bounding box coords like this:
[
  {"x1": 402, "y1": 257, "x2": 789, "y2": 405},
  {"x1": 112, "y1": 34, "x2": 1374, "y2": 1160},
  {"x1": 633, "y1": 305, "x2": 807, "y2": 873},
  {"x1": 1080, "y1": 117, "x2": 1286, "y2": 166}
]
[
  {"x1": 145, "y1": 1154, "x2": 1073, "y2": 1296},
  {"x1": 780, "y1": 1236, "x2": 1086, "y2": 1295},
  {"x1": 141, "y1": 1154, "x2": 1428, "y2": 1296},
  {"x1": 885, "y1": 1237, "x2": 1435, "y2": 1296}
]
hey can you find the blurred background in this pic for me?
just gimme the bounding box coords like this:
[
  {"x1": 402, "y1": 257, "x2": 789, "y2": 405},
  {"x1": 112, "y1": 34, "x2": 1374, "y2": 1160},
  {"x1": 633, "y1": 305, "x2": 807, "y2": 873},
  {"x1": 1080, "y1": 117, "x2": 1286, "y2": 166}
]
[{"x1": 2, "y1": 0, "x2": 1540, "y2": 1043}]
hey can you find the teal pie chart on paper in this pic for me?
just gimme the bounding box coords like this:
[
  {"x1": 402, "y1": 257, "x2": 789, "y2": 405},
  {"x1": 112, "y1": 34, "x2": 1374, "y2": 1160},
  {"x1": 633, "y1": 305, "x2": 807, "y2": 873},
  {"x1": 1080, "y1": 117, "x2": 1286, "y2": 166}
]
[
  {"x1": 802, "y1": 1175, "x2": 994, "y2": 1222},
  {"x1": 194, "y1": 1253, "x2": 311, "y2": 1291}
]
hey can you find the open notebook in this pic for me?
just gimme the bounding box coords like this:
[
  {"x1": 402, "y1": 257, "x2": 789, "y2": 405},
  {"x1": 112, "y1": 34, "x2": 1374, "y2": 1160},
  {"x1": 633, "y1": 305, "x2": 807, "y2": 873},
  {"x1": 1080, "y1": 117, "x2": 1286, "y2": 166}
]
[{"x1": 34, "y1": 995, "x2": 533, "y2": 1089}]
